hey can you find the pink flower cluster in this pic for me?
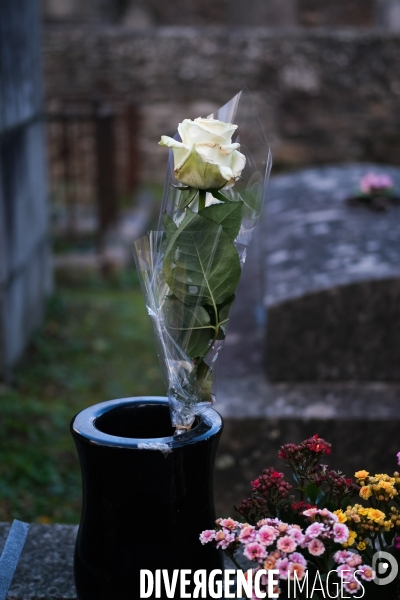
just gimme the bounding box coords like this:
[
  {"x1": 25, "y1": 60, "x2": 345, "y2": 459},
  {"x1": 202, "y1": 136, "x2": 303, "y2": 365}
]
[
  {"x1": 359, "y1": 172, "x2": 393, "y2": 194},
  {"x1": 333, "y1": 550, "x2": 375, "y2": 595},
  {"x1": 200, "y1": 508, "x2": 351, "y2": 597},
  {"x1": 200, "y1": 516, "x2": 308, "y2": 596},
  {"x1": 301, "y1": 508, "x2": 349, "y2": 555}
]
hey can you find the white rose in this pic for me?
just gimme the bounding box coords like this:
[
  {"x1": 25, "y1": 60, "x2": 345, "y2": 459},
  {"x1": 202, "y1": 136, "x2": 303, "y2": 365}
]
[{"x1": 159, "y1": 117, "x2": 246, "y2": 190}]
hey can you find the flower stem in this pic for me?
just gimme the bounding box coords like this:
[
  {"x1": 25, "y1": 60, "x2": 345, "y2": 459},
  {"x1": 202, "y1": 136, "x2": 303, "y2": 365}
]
[{"x1": 198, "y1": 189, "x2": 206, "y2": 211}]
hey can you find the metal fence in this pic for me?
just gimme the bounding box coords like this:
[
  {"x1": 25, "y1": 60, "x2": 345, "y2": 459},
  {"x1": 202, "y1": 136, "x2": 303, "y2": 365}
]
[{"x1": 46, "y1": 101, "x2": 140, "y2": 240}]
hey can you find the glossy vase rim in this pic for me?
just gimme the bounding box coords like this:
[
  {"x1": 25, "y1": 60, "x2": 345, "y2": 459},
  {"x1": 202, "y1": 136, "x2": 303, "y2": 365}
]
[{"x1": 71, "y1": 396, "x2": 222, "y2": 449}]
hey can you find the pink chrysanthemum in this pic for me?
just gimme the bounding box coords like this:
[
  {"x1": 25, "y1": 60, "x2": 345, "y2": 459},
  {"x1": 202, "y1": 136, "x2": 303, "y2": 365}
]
[
  {"x1": 346, "y1": 553, "x2": 362, "y2": 568},
  {"x1": 239, "y1": 525, "x2": 256, "y2": 543},
  {"x1": 343, "y1": 578, "x2": 362, "y2": 595},
  {"x1": 308, "y1": 538, "x2": 325, "y2": 557},
  {"x1": 288, "y1": 562, "x2": 306, "y2": 581},
  {"x1": 277, "y1": 535, "x2": 297, "y2": 554},
  {"x1": 318, "y1": 508, "x2": 338, "y2": 522},
  {"x1": 219, "y1": 518, "x2": 238, "y2": 531},
  {"x1": 397, "y1": 452, "x2": 400, "y2": 467},
  {"x1": 333, "y1": 522, "x2": 349, "y2": 544},
  {"x1": 258, "y1": 525, "x2": 279, "y2": 546},
  {"x1": 357, "y1": 565, "x2": 375, "y2": 582},
  {"x1": 334, "y1": 550, "x2": 354, "y2": 564},
  {"x1": 276, "y1": 557, "x2": 290, "y2": 580},
  {"x1": 215, "y1": 530, "x2": 234, "y2": 550},
  {"x1": 287, "y1": 526, "x2": 305, "y2": 545},
  {"x1": 289, "y1": 552, "x2": 307, "y2": 567},
  {"x1": 199, "y1": 530, "x2": 215, "y2": 545},
  {"x1": 244, "y1": 542, "x2": 266, "y2": 561},
  {"x1": 336, "y1": 564, "x2": 354, "y2": 579},
  {"x1": 360, "y1": 172, "x2": 393, "y2": 194},
  {"x1": 305, "y1": 522, "x2": 325, "y2": 538},
  {"x1": 303, "y1": 508, "x2": 318, "y2": 519}
]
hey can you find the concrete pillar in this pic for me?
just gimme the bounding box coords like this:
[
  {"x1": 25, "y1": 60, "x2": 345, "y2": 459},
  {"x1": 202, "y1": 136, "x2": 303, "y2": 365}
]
[
  {"x1": 0, "y1": 0, "x2": 52, "y2": 380},
  {"x1": 375, "y1": 0, "x2": 400, "y2": 30}
]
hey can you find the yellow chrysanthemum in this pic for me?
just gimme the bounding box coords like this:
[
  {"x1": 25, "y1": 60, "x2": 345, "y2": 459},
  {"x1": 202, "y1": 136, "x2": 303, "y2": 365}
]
[
  {"x1": 379, "y1": 481, "x2": 397, "y2": 496},
  {"x1": 357, "y1": 541, "x2": 367, "y2": 551},
  {"x1": 355, "y1": 470, "x2": 369, "y2": 480},
  {"x1": 368, "y1": 509, "x2": 385, "y2": 523},
  {"x1": 359, "y1": 486, "x2": 372, "y2": 500},
  {"x1": 344, "y1": 530, "x2": 357, "y2": 547},
  {"x1": 334, "y1": 510, "x2": 347, "y2": 523},
  {"x1": 357, "y1": 507, "x2": 369, "y2": 517}
]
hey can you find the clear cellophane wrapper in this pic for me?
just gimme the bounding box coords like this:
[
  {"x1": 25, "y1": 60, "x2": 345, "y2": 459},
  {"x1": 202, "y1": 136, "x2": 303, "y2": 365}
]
[{"x1": 133, "y1": 89, "x2": 272, "y2": 432}]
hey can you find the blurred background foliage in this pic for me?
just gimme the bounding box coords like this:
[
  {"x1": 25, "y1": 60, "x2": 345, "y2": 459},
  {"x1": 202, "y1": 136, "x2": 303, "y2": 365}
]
[{"x1": 0, "y1": 269, "x2": 164, "y2": 523}]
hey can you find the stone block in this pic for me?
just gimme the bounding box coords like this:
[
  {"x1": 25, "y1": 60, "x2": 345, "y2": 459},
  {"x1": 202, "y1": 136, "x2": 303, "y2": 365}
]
[
  {"x1": 1, "y1": 241, "x2": 50, "y2": 370},
  {"x1": 0, "y1": 523, "x2": 77, "y2": 599},
  {"x1": 0, "y1": 121, "x2": 48, "y2": 280},
  {"x1": 376, "y1": 0, "x2": 400, "y2": 31},
  {"x1": 264, "y1": 164, "x2": 400, "y2": 381},
  {"x1": 0, "y1": 0, "x2": 42, "y2": 134}
]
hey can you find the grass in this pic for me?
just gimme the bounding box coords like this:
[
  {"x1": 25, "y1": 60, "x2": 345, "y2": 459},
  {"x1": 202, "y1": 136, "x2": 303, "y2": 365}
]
[{"x1": 0, "y1": 269, "x2": 164, "y2": 524}]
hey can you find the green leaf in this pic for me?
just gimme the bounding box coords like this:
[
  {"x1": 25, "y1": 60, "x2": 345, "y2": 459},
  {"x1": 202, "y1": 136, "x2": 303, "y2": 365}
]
[
  {"x1": 164, "y1": 297, "x2": 214, "y2": 359},
  {"x1": 306, "y1": 482, "x2": 320, "y2": 504},
  {"x1": 178, "y1": 187, "x2": 199, "y2": 210},
  {"x1": 162, "y1": 212, "x2": 177, "y2": 238},
  {"x1": 164, "y1": 210, "x2": 198, "y2": 257},
  {"x1": 208, "y1": 189, "x2": 234, "y2": 203},
  {"x1": 163, "y1": 211, "x2": 241, "y2": 307},
  {"x1": 199, "y1": 201, "x2": 243, "y2": 242},
  {"x1": 217, "y1": 294, "x2": 235, "y2": 337},
  {"x1": 340, "y1": 496, "x2": 352, "y2": 509}
]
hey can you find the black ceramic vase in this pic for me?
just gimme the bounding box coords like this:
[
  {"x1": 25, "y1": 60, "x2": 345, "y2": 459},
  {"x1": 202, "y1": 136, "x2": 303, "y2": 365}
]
[{"x1": 71, "y1": 396, "x2": 224, "y2": 600}]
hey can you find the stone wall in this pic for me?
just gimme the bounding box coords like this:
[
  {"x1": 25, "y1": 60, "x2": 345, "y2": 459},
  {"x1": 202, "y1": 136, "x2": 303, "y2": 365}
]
[
  {"x1": 0, "y1": 0, "x2": 51, "y2": 379},
  {"x1": 298, "y1": 0, "x2": 374, "y2": 27},
  {"x1": 42, "y1": 0, "x2": 400, "y2": 29},
  {"x1": 42, "y1": 27, "x2": 400, "y2": 183}
]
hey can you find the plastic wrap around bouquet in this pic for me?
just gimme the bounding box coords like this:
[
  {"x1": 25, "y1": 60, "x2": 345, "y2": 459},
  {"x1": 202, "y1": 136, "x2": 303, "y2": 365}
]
[{"x1": 133, "y1": 89, "x2": 271, "y2": 433}]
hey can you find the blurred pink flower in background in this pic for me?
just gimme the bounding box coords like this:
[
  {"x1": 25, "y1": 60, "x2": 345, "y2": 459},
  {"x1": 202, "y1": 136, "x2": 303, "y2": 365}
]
[{"x1": 360, "y1": 172, "x2": 393, "y2": 194}]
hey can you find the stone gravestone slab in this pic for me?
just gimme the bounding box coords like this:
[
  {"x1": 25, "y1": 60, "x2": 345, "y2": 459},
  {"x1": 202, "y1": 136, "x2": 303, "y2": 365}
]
[
  {"x1": 264, "y1": 163, "x2": 400, "y2": 381},
  {"x1": 0, "y1": 523, "x2": 238, "y2": 599},
  {"x1": 0, "y1": 523, "x2": 77, "y2": 600}
]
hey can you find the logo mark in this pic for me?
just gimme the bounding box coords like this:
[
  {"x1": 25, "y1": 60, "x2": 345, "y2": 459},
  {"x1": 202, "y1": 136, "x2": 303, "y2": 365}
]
[{"x1": 372, "y1": 551, "x2": 398, "y2": 586}]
